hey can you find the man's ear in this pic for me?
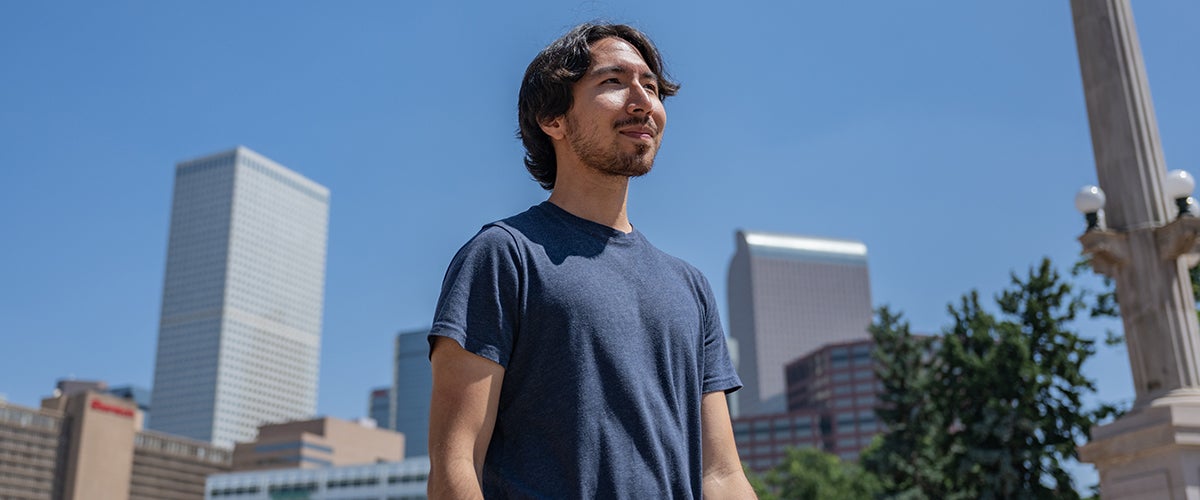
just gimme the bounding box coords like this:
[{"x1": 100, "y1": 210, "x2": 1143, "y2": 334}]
[{"x1": 539, "y1": 115, "x2": 566, "y2": 141}]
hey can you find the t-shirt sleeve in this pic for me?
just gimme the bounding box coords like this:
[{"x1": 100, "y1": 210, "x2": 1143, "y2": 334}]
[
  {"x1": 429, "y1": 225, "x2": 523, "y2": 368},
  {"x1": 697, "y1": 272, "x2": 742, "y2": 394}
]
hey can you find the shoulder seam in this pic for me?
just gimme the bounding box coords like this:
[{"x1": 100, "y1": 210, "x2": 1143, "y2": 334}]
[
  {"x1": 485, "y1": 223, "x2": 526, "y2": 270},
  {"x1": 487, "y1": 222, "x2": 526, "y2": 336}
]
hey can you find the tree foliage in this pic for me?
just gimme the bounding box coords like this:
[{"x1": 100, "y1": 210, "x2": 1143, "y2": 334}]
[
  {"x1": 749, "y1": 447, "x2": 881, "y2": 500},
  {"x1": 861, "y1": 307, "x2": 952, "y2": 498},
  {"x1": 864, "y1": 258, "x2": 1115, "y2": 499}
]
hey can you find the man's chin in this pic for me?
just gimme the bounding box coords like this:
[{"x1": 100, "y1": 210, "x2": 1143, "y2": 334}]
[
  {"x1": 601, "y1": 161, "x2": 654, "y2": 179},
  {"x1": 582, "y1": 152, "x2": 656, "y2": 178},
  {"x1": 622, "y1": 168, "x2": 652, "y2": 179}
]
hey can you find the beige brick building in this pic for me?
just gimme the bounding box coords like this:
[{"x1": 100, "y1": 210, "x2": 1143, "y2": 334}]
[
  {"x1": 0, "y1": 391, "x2": 230, "y2": 500},
  {"x1": 0, "y1": 401, "x2": 61, "y2": 499},
  {"x1": 232, "y1": 417, "x2": 404, "y2": 472}
]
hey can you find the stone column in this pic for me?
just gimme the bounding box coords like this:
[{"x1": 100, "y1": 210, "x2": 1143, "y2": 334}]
[{"x1": 1072, "y1": 1, "x2": 1200, "y2": 498}]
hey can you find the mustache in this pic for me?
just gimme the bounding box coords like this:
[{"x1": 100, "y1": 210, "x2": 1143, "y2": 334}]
[{"x1": 613, "y1": 116, "x2": 657, "y2": 133}]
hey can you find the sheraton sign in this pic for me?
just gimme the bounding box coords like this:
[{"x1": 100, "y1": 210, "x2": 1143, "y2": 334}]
[{"x1": 90, "y1": 399, "x2": 134, "y2": 418}]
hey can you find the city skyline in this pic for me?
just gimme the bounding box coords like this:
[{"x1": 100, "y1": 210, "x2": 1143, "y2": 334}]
[{"x1": 3, "y1": 5, "x2": 1197, "y2": 484}]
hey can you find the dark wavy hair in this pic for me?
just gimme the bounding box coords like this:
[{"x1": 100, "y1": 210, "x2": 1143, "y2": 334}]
[{"x1": 517, "y1": 23, "x2": 680, "y2": 190}]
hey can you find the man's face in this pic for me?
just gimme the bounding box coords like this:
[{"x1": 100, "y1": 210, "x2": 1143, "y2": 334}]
[{"x1": 562, "y1": 37, "x2": 667, "y2": 179}]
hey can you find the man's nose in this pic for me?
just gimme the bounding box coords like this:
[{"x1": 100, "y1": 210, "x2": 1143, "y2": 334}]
[{"x1": 626, "y1": 86, "x2": 654, "y2": 115}]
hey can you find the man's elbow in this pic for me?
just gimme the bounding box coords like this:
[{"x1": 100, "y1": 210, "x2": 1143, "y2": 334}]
[{"x1": 427, "y1": 457, "x2": 484, "y2": 500}]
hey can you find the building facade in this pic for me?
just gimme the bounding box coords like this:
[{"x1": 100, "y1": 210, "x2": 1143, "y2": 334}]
[
  {"x1": 0, "y1": 400, "x2": 61, "y2": 499},
  {"x1": 727, "y1": 230, "x2": 873, "y2": 417},
  {"x1": 369, "y1": 387, "x2": 392, "y2": 431},
  {"x1": 392, "y1": 328, "x2": 432, "y2": 457},
  {"x1": 232, "y1": 417, "x2": 404, "y2": 472},
  {"x1": 733, "y1": 339, "x2": 882, "y2": 471},
  {"x1": 732, "y1": 410, "x2": 824, "y2": 472},
  {"x1": 0, "y1": 391, "x2": 231, "y2": 500},
  {"x1": 207, "y1": 457, "x2": 429, "y2": 500},
  {"x1": 150, "y1": 146, "x2": 330, "y2": 447},
  {"x1": 131, "y1": 429, "x2": 233, "y2": 499}
]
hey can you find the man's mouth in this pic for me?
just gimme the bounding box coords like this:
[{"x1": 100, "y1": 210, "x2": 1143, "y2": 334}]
[
  {"x1": 620, "y1": 130, "x2": 654, "y2": 140},
  {"x1": 615, "y1": 117, "x2": 657, "y2": 140}
]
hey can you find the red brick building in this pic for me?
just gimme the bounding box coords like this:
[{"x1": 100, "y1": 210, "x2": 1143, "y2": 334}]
[{"x1": 733, "y1": 338, "x2": 881, "y2": 471}]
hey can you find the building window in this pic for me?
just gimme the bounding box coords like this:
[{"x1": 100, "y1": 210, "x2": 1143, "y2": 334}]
[
  {"x1": 836, "y1": 413, "x2": 855, "y2": 428},
  {"x1": 267, "y1": 482, "x2": 318, "y2": 494},
  {"x1": 253, "y1": 441, "x2": 334, "y2": 454}
]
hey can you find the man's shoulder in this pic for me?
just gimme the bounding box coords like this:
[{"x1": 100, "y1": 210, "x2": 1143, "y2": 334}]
[
  {"x1": 464, "y1": 223, "x2": 520, "y2": 248},
  {"x1": 488, "y1": 202, "x2": 580, "y2": 246},
  {"x1": 453, "y1": 205, "x2": 552, "y2": 258},
  {"x1": 476, "y1": 205, "x2": 546, "y2": 245},
  {"x1": 490, "y1": 205, "x2": 543, "y2": 234}
]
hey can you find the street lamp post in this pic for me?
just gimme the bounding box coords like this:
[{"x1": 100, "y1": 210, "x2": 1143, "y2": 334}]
[{"x1": 1071, "y1": 1, "x2": 1200, "y2": 498}]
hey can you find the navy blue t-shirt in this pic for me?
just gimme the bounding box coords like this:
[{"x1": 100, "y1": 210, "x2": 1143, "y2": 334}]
[{"x1": 430, "y1": 202, "x2": 741, "y2": 499}]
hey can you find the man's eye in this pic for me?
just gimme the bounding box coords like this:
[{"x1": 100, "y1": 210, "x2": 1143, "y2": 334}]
[
  {"x1": 644, "y1": 84, "x2": 658, "y2": 93},
  {"x1": 603, "y1": 78, "x2": 621, "y2": 84}
]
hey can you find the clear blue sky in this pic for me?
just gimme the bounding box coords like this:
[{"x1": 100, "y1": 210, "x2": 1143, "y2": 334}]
[{"x1": 2, "y1": 0, "x2": 1197, "y2": 486}]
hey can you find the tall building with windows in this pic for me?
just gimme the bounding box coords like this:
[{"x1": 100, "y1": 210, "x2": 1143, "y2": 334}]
[
  {"x1": 733, "y1": 339, "x2": 883, "y2": 471},
  {"x1": 368, "y1": 387, "x2": 392, "y2": 430},
  {"x1": 149, "y1": 147, "x2": 330, "y2": 447},
  {"x1": 727, "y1": 230, "x2": 873, "y2": 417},
  {"x1": 392, "y1": 329, "x2": 432, "y2": 457}
]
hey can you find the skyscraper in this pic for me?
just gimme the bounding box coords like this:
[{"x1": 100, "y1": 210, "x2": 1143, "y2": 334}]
[
  {"x1": 391, "y1": 328, "x2": 432, "y2": 457},
  {"x1": 368, "y1": 386, "x2": 392, "y2": 430},
  {"x1": 727, "y1": 230, "x2": 872, "y2": 417},
  {"x1": 149, "y1": 147, "x2": 329, "y2": 447}
]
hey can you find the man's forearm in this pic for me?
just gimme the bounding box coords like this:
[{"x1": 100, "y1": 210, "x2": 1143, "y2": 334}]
[{"x1": 703, "y1": 467, "x2": 757, "y2": 499}]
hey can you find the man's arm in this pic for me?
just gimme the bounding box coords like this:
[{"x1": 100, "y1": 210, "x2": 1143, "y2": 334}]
[
  {"x1": 701, "y1": 391, "x2": 757, "y2": 499},
  {"x1": 427, "y1": 336, "x2": 504, "y2": 500}
]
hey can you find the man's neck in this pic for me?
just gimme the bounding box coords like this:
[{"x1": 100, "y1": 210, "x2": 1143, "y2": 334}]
[{"x1": 547, "y1": 169, "x2": 633, "y2": 233}]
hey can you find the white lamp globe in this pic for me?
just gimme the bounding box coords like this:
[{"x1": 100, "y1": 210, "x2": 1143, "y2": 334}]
[
  {"x1": 1075, "y1": 185, "x2": 1106, "y2": 214},
  {"x1": 1164, "y1": 170, "x2": 1195, "y2": 200}
]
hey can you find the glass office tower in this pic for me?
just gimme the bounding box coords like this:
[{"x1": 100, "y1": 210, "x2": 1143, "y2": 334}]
[
  {"x1": 727, "y1": 230, "x2": 872, "y2": 417},
  {"x1": 368, "y1": 387, "x2": 392, "y2": 430},
  {"x1": 392, "y1": 329, "x2": 432, "y2": 457},
  {"x1": 149, "y1": 147, "x2": 329, "y2": 447}
]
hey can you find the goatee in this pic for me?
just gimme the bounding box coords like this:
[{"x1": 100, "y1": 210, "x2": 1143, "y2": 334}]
[{"x1": 566, "y1": 115, "x2": 658, "y2": 178}]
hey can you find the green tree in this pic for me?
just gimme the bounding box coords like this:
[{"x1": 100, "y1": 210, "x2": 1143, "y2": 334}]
[
  {"x1": 861, "y1": 307, "x2": 952, "y2": 499},
  {"x1": 749, "y1": 447, "x2": 881, "y2": 500},
  {"x1": 864, "y1": 258, "x2": 1115, "y2": 499}
]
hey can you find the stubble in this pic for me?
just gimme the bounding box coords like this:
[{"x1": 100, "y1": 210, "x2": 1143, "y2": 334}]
[{"x1": 566, "y1": 114, "x2": 658, "y2": 179}]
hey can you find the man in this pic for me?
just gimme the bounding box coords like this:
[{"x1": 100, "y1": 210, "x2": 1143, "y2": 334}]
[{"x1": 428, "y1": 23, "x2": 755, "y2": 499}]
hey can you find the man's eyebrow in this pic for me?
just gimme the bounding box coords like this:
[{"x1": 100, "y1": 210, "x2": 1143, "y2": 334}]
[{"x1": 588, "y1": 65, "x2": 659, "y2": 81}]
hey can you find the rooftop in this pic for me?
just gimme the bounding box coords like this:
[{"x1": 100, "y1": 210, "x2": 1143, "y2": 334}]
[{"x1": 738, "y1": 230, "x2": 868, "y2": 263}]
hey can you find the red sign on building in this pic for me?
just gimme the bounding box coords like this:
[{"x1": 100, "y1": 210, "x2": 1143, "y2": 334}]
[{"x1": 90, "y1": 399, "x2": 134, "y2": 418}]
